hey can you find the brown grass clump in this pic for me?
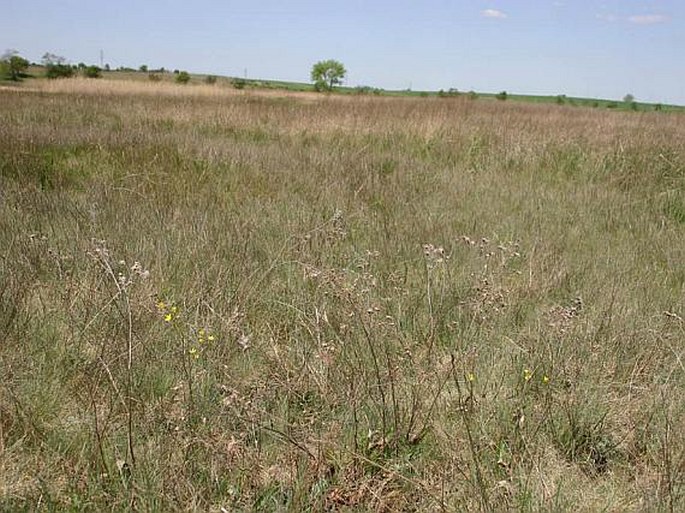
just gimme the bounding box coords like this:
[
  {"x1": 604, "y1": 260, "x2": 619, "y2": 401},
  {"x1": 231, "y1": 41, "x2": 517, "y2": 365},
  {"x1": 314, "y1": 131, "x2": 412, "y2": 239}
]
[{"x1": 1, "y1": 82, "x2": 684, "y2": 511}]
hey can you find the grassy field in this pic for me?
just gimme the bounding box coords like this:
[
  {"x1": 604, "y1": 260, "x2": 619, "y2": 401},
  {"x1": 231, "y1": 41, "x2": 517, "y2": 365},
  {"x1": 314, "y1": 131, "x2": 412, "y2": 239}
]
[
  {"x1": 1, "y1": 78, "x2": 684, "y2": 511},
  {"x1": 8, "y1": 66, "x2": 684, "y2": 112}
]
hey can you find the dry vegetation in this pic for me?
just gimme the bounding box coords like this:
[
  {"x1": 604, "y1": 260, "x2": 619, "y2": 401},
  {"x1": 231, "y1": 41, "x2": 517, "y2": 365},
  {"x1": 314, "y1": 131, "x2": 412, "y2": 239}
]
[{"x1": 1, "y1": 78, "x2": 684, "y2": 511}]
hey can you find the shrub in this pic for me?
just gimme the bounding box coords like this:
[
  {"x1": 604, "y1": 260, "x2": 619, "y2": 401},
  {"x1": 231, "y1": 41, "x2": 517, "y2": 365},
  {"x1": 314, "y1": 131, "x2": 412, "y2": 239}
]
[
  {"x1": 622, "y1": 94, "x2": 638, "y2": 111},
  {"x1": 45, "y1": 64, "x2": 74, "y2": 79},
  {"x1": 175, "y1": 71, "x2": 190, "y2": 84},
  {"x1": 83, "y1": 66, "x2": 101, "y2": 78},
  {"x1": 148, "y1": 73, "x2": 161, "y2": 82},
  {"x1": 438, "y1": 88, "x2": 459, "y2": 99},
  {"x1": 204, "y1": 75, "x2": 217, "y2": 85},
  {"x1": 467, "y1": 90, "x2": 479, "y2": 100},
  {"x1": 496, "y1": 90, "x2": 508, "y2": 101},
  {"x1": 232, "y1": 78, "x2": 246, "y2": 90}
]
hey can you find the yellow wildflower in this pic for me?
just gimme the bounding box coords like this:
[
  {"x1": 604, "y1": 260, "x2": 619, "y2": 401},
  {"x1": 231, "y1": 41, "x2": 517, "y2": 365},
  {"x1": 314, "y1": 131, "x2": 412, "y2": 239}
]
[
  {"x1": 156, "y1": 300, "x2": 167, "y2": 312},
  {"x1": 542, "y1": 375, "x2": 550, "y2": 385},
  {"x1": 164, "y1": 313, "x2": 173, "y2": 323},
  {"x1": 466, "y1": 372, "x2": 476, "y2": 382},
  {"x1": 523, "y1": 368, "x2": 533, "y2": 381},
  {"x1": 188, "y1": 347, "x2": 199, "y2": 359},
  {"x1": 207, "y1": 334, "x2": 215, "y2": 341}
]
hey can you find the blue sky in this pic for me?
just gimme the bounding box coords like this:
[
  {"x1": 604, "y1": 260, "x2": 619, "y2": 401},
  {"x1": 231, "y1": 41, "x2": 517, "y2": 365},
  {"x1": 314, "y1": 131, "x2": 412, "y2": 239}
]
[{"x1": 2, "y1": 0, "x2": 684, "y2": 104}]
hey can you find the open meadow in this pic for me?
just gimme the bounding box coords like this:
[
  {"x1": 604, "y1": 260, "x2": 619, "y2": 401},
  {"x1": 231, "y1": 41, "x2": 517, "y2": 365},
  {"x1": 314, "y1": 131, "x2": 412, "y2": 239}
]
[{"x1": 1, "y1": 79, "x2": 684, "y2": 511}]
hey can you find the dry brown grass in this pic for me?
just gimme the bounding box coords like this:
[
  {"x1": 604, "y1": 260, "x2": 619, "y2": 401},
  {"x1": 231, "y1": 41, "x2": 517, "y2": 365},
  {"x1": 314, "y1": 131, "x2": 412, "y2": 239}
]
[
  {"x1": 1, "y1": 82, "x2": 684, "y2": 512},
  {"x1": 21, "y1": 76, "x2": 325, "y2": 102}
]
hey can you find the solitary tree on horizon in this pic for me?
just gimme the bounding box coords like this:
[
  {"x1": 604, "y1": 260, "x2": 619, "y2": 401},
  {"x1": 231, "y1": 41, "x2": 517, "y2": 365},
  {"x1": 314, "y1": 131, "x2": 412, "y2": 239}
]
[{"x1": 311, "y1": 59, "x2": 346, "y2": 92}]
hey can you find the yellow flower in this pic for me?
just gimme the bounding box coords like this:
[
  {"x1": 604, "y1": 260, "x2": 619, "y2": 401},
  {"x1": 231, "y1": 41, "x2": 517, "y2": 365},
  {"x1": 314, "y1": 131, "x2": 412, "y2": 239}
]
[
  {"x1": 156, "y1": 300, "x2": 167, "y2": 312},
  {"x1": 207, "y1": 334, "x2": 215, "y2": 341},
  {"x1": 164, "y1": 313, "x2": 173, "y2": 323},
  {"x1": 523, "y1": 368, "x2": 533, "y2": 381},
  {"x1": 542, "y1": 375, "x2": 550, "y2": 385},
  {"x1": 171, "y1": 306, "x2": 178, "y2": 313},
  {"x1": 466, "y1": 372, "x2": 476, "y2": 382},
  {"x1": 199, "y1": 328, "x2": 206, "y2": 337},
  {"x1": 188, "y1": 347, "x2": 199, "y2": 359}
]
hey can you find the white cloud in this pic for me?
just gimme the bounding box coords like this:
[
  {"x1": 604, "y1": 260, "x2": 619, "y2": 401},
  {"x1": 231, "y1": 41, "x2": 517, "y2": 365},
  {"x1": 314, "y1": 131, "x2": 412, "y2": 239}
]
[
  {"x1": 628, "y1": 14, "x2": 669, "y2": 25},
  {"x1": 482, "y1": 9, "x2": 507, "y2": 19}
]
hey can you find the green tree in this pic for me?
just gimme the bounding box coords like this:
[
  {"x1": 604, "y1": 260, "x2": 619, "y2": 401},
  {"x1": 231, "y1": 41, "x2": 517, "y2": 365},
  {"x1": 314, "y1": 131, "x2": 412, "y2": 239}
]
[
  {"x1": 1, "y1": 50, "x2": 29, "y2": 81},
  {"x1": 310, "y1": 59, "x2": 346, "y2": 91}
]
